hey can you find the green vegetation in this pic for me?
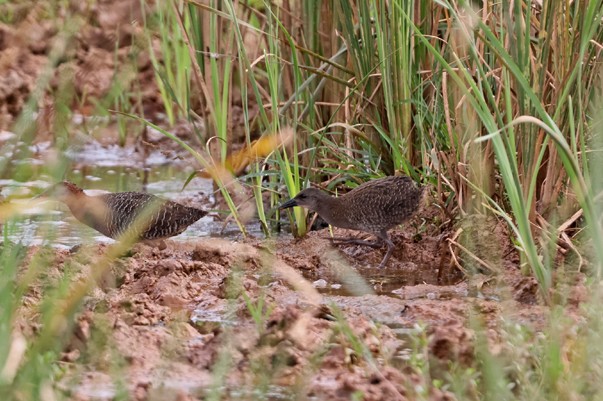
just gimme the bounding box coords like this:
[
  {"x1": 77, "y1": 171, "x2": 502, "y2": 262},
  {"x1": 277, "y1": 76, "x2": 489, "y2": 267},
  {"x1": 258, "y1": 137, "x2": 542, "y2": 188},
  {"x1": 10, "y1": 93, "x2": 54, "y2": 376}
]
[
  {"x1": 146, "y1": 0, "x2": 603, "y2": 293},
  {"x1": 2, "y1": 0, "x2": 603, "y2": 399}
]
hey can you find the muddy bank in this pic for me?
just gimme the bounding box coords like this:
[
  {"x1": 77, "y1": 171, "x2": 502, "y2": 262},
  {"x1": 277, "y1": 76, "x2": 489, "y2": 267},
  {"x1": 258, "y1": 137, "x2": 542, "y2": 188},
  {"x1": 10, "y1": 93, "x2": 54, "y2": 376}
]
[{"x1": 10, "y1": 212, "x2": 560, "y2": 401}]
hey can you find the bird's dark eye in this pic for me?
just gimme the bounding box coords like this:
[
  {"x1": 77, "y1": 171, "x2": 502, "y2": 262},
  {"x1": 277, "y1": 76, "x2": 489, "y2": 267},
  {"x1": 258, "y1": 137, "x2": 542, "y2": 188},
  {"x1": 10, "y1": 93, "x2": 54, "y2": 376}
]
[{"x1": 298, "y1": 193, "x2": 306, "y2": 199}]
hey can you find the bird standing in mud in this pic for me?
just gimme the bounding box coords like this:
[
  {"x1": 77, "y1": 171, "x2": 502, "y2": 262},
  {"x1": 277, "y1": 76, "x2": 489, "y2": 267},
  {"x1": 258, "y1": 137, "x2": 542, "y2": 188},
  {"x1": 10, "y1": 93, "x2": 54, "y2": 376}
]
[
  {"x1": 279, "y1": 176, "x2": 424, "y2": 269},
  {"x1": 41, "y1": 181, "x2": 207, "y2": 247}
]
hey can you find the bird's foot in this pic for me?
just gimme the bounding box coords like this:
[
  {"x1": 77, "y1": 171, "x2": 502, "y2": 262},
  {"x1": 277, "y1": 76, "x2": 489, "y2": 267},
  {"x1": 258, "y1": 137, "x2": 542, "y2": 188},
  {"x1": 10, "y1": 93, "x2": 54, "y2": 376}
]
[{"x1": 376, "y1": 239, "x2": 396, "y2": 269}]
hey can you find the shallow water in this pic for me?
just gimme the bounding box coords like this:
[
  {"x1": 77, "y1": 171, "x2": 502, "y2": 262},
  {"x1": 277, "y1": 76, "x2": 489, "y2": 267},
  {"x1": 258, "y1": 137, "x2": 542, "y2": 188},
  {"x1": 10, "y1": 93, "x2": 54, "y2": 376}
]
[
  {"x1": 308, "y1": 270, "x2": 447, "y2": 297},
  {"x1": 1, "y1": 140, "x2": 263, "y2": 248}
]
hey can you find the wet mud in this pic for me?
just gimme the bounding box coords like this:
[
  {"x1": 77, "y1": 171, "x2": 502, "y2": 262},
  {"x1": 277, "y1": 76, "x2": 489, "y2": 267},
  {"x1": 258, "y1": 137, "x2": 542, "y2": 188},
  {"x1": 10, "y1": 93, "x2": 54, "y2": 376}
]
[{"x1": 9, "y1": 212, "x2": 557, "y2": 401}]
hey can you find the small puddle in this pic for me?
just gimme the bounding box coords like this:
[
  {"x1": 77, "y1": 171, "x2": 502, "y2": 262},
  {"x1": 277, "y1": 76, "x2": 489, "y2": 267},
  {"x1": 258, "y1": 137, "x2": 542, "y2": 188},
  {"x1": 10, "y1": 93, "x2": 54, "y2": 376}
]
[
  {"x1": 286, "y1": 239, "x2": 465, "y2": 298},
  {"x1": 303, "y1": 263, "x2": 463, "y2": 299},
  {"x1": 307, "y1": 271, "x2": 445, "y2": 297},
  {"x1": 190, "y1": 308, "x2": 238, "y2": 327},
  {"x1": 227, "y1": 385, "x2": 293, "y2": 400}
]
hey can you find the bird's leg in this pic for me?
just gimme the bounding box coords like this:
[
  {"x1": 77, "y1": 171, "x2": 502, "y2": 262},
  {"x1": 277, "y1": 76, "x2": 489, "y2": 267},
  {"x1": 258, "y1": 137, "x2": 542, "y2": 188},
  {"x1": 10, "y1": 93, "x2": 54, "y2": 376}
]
[
  {"x1": 376, "y1": 231, "x2": 396, "y2": 269},
  {"x1": 328, "y1": 236, "x2": 383, "y2": 249}
]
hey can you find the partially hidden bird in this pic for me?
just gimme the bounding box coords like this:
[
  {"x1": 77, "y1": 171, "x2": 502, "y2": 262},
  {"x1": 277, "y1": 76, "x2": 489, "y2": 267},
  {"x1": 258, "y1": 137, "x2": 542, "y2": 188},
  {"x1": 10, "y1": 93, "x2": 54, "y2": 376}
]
[
  {"x1": 279, "y1": 176, "x2": 424, "y2": 268},
  {"x1": 41, "y1": 181, "x2": 207, "y2": 246}
]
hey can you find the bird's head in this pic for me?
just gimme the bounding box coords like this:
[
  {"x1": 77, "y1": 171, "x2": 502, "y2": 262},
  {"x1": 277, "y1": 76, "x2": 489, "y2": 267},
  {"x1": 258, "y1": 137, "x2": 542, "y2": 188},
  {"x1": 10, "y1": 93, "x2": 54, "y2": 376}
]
[
  {"x1": 36, "y1": 181, "x2": 85, "y2": 203},
  {"x1": 279, "y1": 188, "x2": 329, "y2": 212}
]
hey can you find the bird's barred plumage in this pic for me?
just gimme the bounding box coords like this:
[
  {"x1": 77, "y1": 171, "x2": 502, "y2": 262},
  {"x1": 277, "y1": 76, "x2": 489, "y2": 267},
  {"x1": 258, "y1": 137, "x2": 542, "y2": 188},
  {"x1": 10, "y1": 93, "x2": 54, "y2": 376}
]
[
  {"x1": 279, "y1": 176, "x2": 424, "y2": 268},
  {"x1": 47, "y1": 181, "x2": 207, "y2": 241}
]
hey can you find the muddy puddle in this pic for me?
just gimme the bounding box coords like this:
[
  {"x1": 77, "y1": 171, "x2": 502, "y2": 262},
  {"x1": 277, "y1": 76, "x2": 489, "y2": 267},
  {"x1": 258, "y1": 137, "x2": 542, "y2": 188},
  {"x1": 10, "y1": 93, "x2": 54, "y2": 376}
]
[{"x1": 304, "y1": 268, "x2": 462, "y2": 297}]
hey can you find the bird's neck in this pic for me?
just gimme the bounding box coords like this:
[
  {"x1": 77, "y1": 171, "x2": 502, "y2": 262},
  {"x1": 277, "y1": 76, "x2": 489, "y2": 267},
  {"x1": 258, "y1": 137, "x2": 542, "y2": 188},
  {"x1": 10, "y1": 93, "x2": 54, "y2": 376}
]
[
  {"x1": 314, "y1": 194, "x2": 349, "y2": 227},
  {"x1": 63, "y1": 192, "x2": 92, "y2": 222}
]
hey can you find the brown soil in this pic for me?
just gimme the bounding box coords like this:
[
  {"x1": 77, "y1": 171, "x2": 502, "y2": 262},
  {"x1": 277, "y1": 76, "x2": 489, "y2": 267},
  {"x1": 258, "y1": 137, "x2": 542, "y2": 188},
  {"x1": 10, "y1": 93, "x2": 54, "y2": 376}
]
[
  {"x1": 11, "y1": 210, "x2": 564, "y2": 401},
  {"x1": 0, "y1": 0, "x2": 162, "y2": 134}
]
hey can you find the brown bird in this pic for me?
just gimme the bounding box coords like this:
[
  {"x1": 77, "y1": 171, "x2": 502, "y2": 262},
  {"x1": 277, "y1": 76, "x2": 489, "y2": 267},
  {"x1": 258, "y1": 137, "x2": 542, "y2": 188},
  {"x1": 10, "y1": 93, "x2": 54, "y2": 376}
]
[
  {"x1": 279, "y1": 176, "x2": 424, "y2": 268},
  {"x1": 42, "y1": 181, "x2": 207, "y2": 246}
]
